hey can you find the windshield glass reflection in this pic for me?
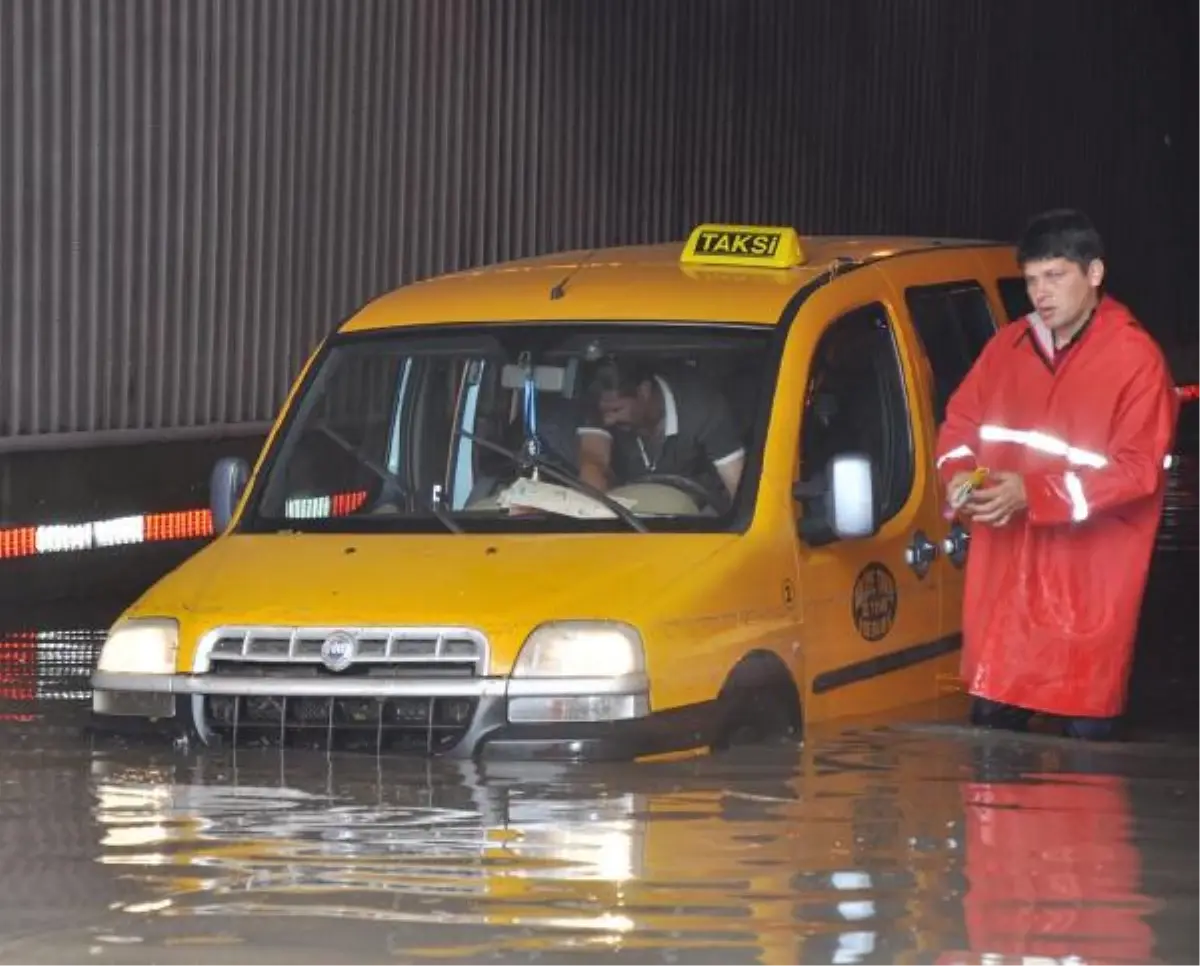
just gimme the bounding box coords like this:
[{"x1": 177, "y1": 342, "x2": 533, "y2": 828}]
[{"x1": 243, "y1": 323, "x2": 775, "y2": 534}]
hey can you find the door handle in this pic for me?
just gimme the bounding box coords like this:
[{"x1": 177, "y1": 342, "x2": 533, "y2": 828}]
[
  {"x1": 905, "y1": 529, "x2": 938, "y2": 578},
  {"x1": 942, "y1": 523, "x2": 970, "y2": 568}
]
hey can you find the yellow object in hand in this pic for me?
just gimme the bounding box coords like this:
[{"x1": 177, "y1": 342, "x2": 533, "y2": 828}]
[{"x1": 949, "y1": 467, "x2": 990, "y2": 509}]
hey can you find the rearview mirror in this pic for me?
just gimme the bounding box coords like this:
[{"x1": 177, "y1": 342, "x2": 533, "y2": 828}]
[
  {"x1": 210, "y1": 457, "x2": 250, "y2": 534},
  {"x1": 500, "y1": 360, "x2": 579, "y2": 396}
]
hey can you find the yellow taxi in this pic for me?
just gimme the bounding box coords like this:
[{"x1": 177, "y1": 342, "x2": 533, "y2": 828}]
[{"x1": 90, "y1": 223, "x2": 1024, "y2": 760}]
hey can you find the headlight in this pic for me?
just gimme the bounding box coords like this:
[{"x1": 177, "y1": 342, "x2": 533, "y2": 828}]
[
  {"x1": 511, "y1": 621, "x2": 644, "y2": 678},
  {"x1": 96, "y1": 619, "x2": 179, "y2": 675}
]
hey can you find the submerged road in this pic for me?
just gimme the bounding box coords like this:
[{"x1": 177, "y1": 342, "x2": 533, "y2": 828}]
[{"x1": 0, "y1": 555, "x2": 1194, "y2": 965}]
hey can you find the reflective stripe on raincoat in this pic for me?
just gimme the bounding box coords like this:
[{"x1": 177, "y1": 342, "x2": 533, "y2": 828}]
[{"x1": 935, "y1": 295, "x2": 1179, "y2": 718}]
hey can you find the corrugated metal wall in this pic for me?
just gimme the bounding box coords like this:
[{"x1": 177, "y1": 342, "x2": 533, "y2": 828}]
[{"x1": 1, "y1": 0, "x2": 1193, "y2": 449}]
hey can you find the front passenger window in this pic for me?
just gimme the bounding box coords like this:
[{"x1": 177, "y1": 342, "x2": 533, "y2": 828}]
[{"x1": 799, "y1": 303, "x2": 914, "y2": 530}]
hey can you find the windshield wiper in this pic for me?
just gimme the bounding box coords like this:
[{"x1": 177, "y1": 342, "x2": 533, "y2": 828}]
[
  {"x1": 457, "y1": 430, "x2": 648, "y2": 534},
  {"x1": 316, "y1": 424, "x2": 463, "y2": 535}
]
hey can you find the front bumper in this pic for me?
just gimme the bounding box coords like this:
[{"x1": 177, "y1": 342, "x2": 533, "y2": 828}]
[{"x1": 88, "y1": 670, "x2": 693, "y2": 761}]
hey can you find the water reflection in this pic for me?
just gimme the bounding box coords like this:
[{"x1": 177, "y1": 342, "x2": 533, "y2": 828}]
[
  {"x1": 0, "y1": 626, "x2": 103, "y2": 722},
  {"x1": 77, "y1": 727, "x2": 1194, "y2": 965},
  {"x1": 948, "y1": 741, "x2": 1179, "y2": 966}
]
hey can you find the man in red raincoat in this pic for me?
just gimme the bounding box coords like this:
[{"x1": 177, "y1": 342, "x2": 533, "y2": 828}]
[{"x1": 936, "y1": 209, "x2": 1178, "y2": 740}]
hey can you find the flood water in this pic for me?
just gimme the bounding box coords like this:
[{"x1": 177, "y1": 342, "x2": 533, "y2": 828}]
[
  {"x1": 0, "y1": 711, "x2": 1192, "y2": 965},
  {"x1": 0, "y1": 556, "x2": 1194, "y2": 965}
]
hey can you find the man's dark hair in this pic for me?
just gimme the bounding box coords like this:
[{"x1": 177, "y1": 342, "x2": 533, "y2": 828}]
[
  {"x1": 1016, "y1": 208, "x2": 1105, "y2": 270},
  {"x1": 588, "y1": 358, "x2": 655, "y2": 398}
]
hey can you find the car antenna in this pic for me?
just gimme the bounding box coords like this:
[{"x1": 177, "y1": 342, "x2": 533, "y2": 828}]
[{"x1": 549, "y1": 248, "x2": 597, "y2": 301}]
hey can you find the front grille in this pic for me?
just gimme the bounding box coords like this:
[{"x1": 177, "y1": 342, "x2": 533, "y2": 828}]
[
  {"x1": 202, "y1": 694, "x2": 478, "y2": 753},
  {"x1": 195, "y1": 625, "x2": 489, "y2": 753},
  {"x1": 207, "y1": 662, "x2": 475, "y2": 678},
  {"x1": 201, "y1": 625, "x2": 488, "y2": 675}
]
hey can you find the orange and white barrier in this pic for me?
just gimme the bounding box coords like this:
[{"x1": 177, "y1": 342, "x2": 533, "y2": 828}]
[{"x1": 0, "y1": 491, "x2": 367, "y2": 561}]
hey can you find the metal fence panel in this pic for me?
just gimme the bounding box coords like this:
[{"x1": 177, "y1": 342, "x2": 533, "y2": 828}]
[{"x1": 0, "y1": 0, "x2": 1193, "y2": 448}]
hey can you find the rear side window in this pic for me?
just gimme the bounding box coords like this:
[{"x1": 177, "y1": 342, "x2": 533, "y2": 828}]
[
  {"x1": 996, "y1": 276, "x2": 1033, "y2": 321},
  {"x1": 905, "y1": 281, "x2": 998, "y2": 424}
]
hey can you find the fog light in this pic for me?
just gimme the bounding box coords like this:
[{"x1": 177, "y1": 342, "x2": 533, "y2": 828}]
[{"x1": 507, "y1": 694, "x2": 648, "y2": 724}]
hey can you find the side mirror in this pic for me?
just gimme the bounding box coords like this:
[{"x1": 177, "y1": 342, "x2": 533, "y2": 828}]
[
  {"x1": 827, "y1": 453, "x2": 876, "y2": 539},
  {"x1": 210, "y1": 457, "x2": 250, "y2": 534},
  {"x1": 794, "y1": 452, "x2": 876, "y2": 545}
]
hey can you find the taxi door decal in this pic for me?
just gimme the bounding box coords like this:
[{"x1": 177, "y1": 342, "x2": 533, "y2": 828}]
[{"x1": 850, "y1": 562, "x2": 898, "y2": 642}]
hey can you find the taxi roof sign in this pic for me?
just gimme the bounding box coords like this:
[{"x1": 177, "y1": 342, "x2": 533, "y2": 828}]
[{"x1": 680, "y1": 223, "x2": 806, "y2": 270}]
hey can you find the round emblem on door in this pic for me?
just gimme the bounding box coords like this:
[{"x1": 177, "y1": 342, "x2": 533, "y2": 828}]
[
  {"x1": 851, "y1": 563, "x2": 898, "y2": 642},
  {"x1": 320, "y1": 631, "x2": 357, "y2": 672}
]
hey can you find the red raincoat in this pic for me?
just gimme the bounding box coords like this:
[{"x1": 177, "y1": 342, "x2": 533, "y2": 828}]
[{"x1": 936, "y1": 295, "x2": 1178, "y2": 718}]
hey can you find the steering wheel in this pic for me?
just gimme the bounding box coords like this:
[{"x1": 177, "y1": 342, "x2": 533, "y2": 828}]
[{"x1": 626, "y1": 473, "x2": 731, "y2": 514}]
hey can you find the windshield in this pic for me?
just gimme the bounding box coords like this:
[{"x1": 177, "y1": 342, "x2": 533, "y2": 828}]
[{"x1": 240, "y1": 323, "x2": 777, "y2": 534}]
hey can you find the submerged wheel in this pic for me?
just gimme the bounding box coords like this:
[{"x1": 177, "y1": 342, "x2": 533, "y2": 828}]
[{"x1": 712, "y1": 651, "x2": 803, "y2": 751}]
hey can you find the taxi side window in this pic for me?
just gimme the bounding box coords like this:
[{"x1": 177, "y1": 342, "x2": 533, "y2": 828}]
[
  {"x1": 905, "y1": 281, "x2": 997, "y2": 424},
  {"x1": 800, "y1": 303, "x2": 914, "y2": 531},
  {"x1": 996, "y1": 276, "x2": 1034, "y2": 321}
]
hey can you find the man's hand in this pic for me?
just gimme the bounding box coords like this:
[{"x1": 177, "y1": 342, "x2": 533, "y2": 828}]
[{"x1": 967, "y1": 471, "x2": 1027, "y2": 526}]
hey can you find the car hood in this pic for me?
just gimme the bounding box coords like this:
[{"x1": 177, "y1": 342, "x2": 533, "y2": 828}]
[{"x1": 133, "y1": 531, "x2": 740, "y2": 670}]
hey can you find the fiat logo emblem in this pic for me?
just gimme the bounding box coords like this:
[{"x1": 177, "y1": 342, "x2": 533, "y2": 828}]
[{"x1": 320, "y1": 631, "x2": 356, "y2": 672}]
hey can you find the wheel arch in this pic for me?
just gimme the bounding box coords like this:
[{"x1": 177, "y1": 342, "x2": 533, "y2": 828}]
[{"x1": 714, "y1": 647, "x2": 804, "y2": 747}]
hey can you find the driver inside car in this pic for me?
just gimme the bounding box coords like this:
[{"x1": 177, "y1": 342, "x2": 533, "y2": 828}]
[{"x1": 574, "y1": 360, "x2": 746, "y2": 506}]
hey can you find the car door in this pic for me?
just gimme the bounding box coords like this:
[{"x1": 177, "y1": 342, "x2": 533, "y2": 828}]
[
  {"x1": 790, "y1": 270, "x2": 953, "y2": 724},
  {"x1": 881, "y1": 252, "x2": 1005, "y2": 640}
]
